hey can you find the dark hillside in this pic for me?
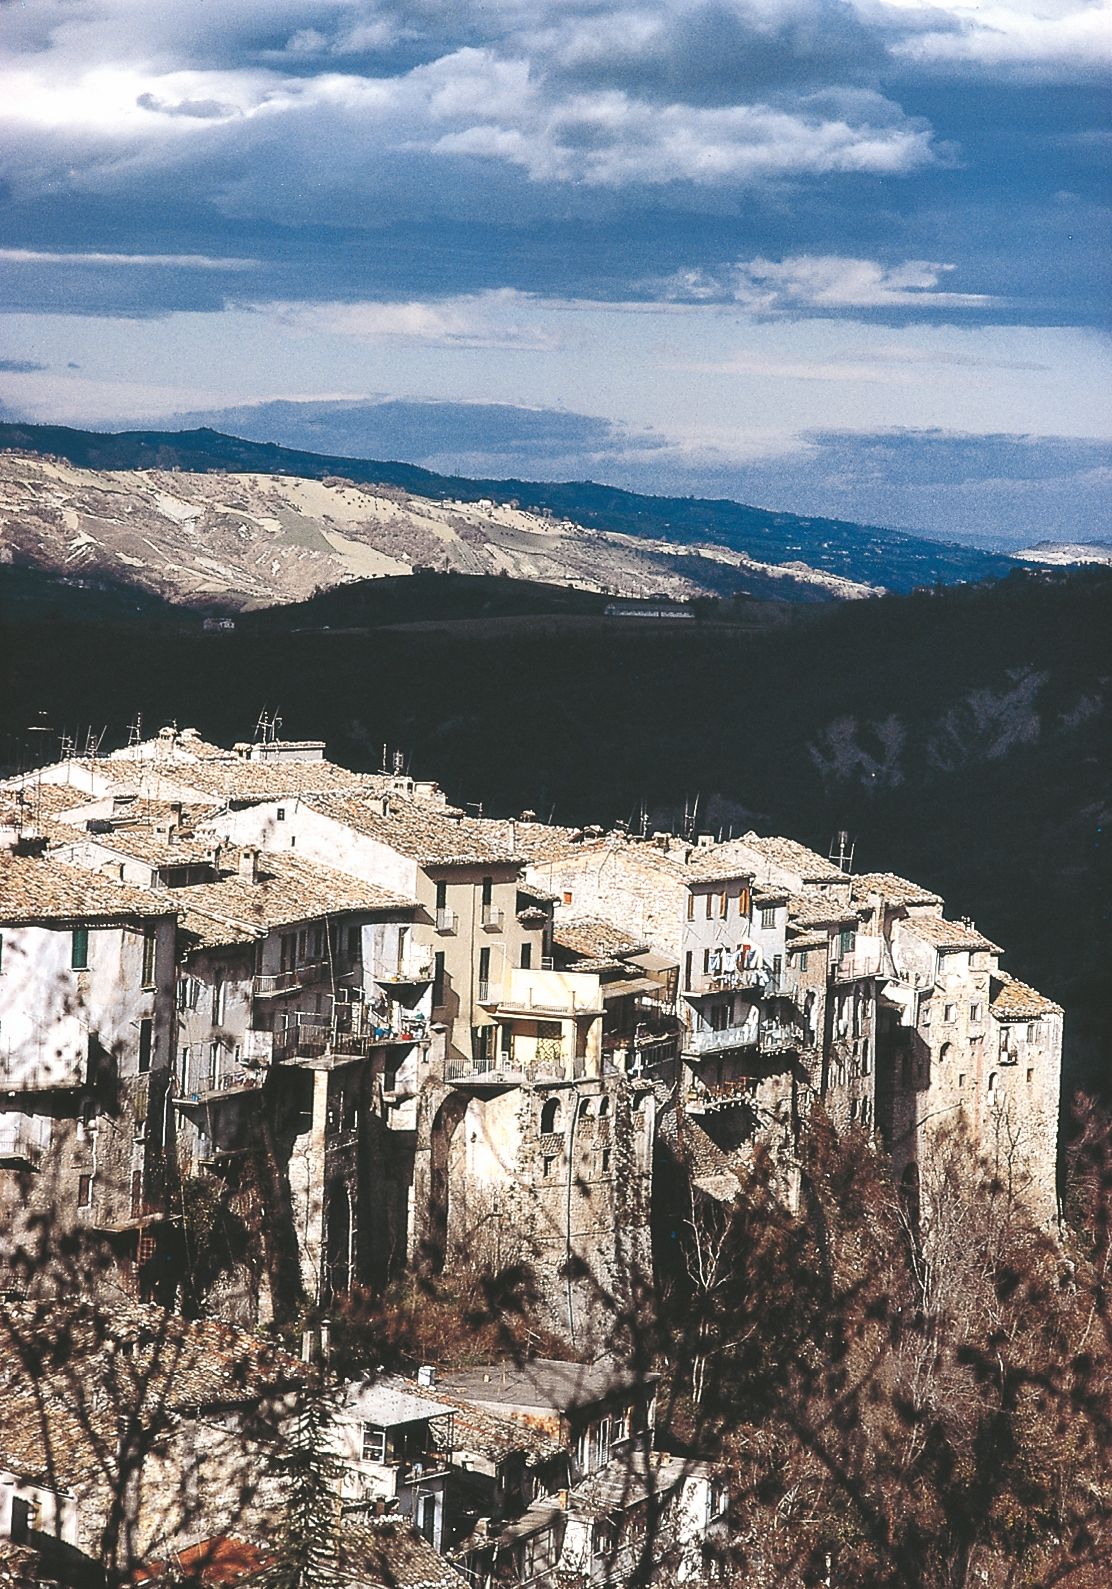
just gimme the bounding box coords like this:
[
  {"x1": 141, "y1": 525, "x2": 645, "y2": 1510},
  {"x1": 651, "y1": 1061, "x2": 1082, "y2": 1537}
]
[{"x1": 1, "y1": 563, "x2": 1107, "y2": 1103}]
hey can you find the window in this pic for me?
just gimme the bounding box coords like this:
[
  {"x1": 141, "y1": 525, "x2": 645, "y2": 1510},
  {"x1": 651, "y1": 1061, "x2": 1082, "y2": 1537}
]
[
  {"x1": 563, "y1": 891, "x2": 573, "y2": 906},
  {"x1": 593, "y1": 1521, "x2": 618, "y2": 1558},
  {"x1": 922, "y1": 1002, "x2": 932, "y2": 1025},
  {"x1": 78, "y1": 1173, "x2": 92, "y2": 1208},
  {"x1": 212, "y1": 974, "x2": 226, "y2": 1026},
  {"x1": 348, "y1": 924, "x2": 361, "y2": 959},
  {"x1": 601, "y1": 1147, "x2": 611, "y2": 1173},
  {"x1": 542, "y1": 1153, "x2": 557, "y2": 1179},
  {"x1": 684, "y1": 950, "x2": 693, "y2": 990},
  {"x1": 687, "y1": 892, "x2": 695, "y2": 921},
  {"x1": 761, "y1": 906, "x2": 777, "y2": 929},
  {"x1": 520, "y1": 943, "x2": 532, "y2": 970},
  {"x1": 138, "y1": 1019, "x2": 153, "y2": 1074},
  {"x1": 838, "y1": 928, "x2": 855, "y2": 959},
  {"x1": 540, "y1": 1097, "x2": 561, "y2": 1134},
  {"x1": 958, "y1": 1073, "x2": 966, "y2": 1087},
  {"x1": 71, "y1": 927, "x2": 89, "y2": 970},
  {"x1": 1027, "y1": 1022, "x2": 1038, "y2": 1042},
  {"x1": 361, "y1": 1424, "x2": 387, "y2": 1463},
  {"x1": 481, "y1": 876, "x2": 493, "y2": 908},
  {"x1": 970, "y1": 1002, "x2": 982, "y2": 1022},
  {"x1": 478, "y1": 946, "x2": 490, "y2": 1000},
  {"x1": 703, "y1": 948, "x2": 711, "y2": 975},
  {"x1": 705, "y1": 892, "x2": 713, "y2": 920},
  {"x1": 719, "y1": 891, "x2": 728, "y2": 920},
  {"x1": 276, "y1": 807, "x2": 286, "y2": 821},
  {"x1": 944, "y1": 1003, "x2": 956, "y2": 1023},
  {"x1": 799, "y1": 950, "x2": 809, "y2": 972},
  {"x1": 435, "y1": 880, "x2": 447, "y2": 911},
  {"x1": 432, "y1": 951, "x2": 445, "y2": 1007}
]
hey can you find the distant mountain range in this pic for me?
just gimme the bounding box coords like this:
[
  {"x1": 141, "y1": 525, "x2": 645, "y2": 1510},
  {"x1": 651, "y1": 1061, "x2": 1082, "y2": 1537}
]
[
  {"x1": 0, "y1": 423, "x2": 1016, "y2": 605},
  {"x1": 1015, "y1": 540, "x2": 1112, "y2": 567}
]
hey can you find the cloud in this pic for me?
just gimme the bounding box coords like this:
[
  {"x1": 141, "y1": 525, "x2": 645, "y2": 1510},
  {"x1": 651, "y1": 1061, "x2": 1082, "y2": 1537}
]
[
  {"x1": 883, "y1": 1, "x2": 1112, "y2": 78},
  {"x1": 659, "y1": 254, "x2": 996, "y2": 311},
  {"x1": 257, "y1": 289, "x2": 559, "y2": 351},
  {"x1": 0, "y1": 357, "x2": 48, "y2": 373},
  {"x1": 0, "y1": 248, "x2": 257, "y2": 270}
]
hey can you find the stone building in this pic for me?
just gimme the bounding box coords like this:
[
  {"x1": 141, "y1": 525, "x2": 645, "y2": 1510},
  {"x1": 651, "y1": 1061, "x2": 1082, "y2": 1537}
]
[
  {"x1": 0, "y1": 850, "x2": 177, "y2": 1293},
  {"x1": 860, "y1": 879, "x2": 1063, "y2": 1225}
]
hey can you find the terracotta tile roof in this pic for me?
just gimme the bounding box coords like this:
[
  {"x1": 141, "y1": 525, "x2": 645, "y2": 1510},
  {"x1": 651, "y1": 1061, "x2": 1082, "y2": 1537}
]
[
  {"x1": 334, "y1": 1522, "x2": 459, "y2": 1589},
  {"x1": 553, "y1": 916, "x2": 648, "y2": 961},
  {"x1": 393, "y1": 1377, "x2": 564, "y2": 1463},
  {"x1": 682, "y1": 840, "x2": 758, "y2": 882},
  {"x1": 66, "y1": 827, "x2": 221, "y2": 869},
  {"x1": 147, "y1": 758, "x2": 369, "y2": 804},
  {"x1": 0, "y1": 1297, "x2": 305, "y2": 1492},
  {"x1": 732, "y1": 833, "x2": 846, "y2": 882},
  {"x1": 437, "y1": 1358, "x2": 654, "y2": 1416},
  {"x1": 516, "y1": 879, "x2": 559, "y2": 905},
  {"x1": 904, "y1": 914, "x2": 1001, "y2": 953},
  {"x1": 0, "y1": 782, "x2": 90, "y2": 822},
  {"x1": 109, "y1": 733, "x2": 236, "y2": 765},
  {"x1": 566, "y1": 1445, "x2": 689, "y2": 1521},
  {"x1": 849, "y1": 872, "x2": 943, "y2": 907},
  {"x1": 990, "y1": 972, "x2": 1062, "y2": 1020},
  {"x1": 175, "y1": 849, "x2": 415, "y2": 944},
  {"x1": 0, "y1": 852, "x2": 172, "y2": 925},
  {"x1": 307, "y1": 793, "x2": 522, "y2": 868},
  {"x1": 784, "y1": 892, "x2": 857, "y2": 928},
  {"x1": 133, "y1": 1536, "x2": 270, "y2": 1587},
  {"x1": 0, "y1": 1541, "x2": 41, "y2": 1589}
]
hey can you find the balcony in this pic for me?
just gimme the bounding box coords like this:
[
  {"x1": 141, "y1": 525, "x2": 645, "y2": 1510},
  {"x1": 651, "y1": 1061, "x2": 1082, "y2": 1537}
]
[
  {"x1": 0, "y1": 1125, "x2": 45, "y2": 1169},
  {"x1": 444, "y1": 1055, "x2": 527, "y2": 1091},
  {"x1": 683, "y1": 1022, "x2": 758, "y2": 1058},
  {"x1": 685, "y1": 1078, "x2": 757, "y2": 1115},
  {"x1": 435, "y1": 908, "x2": 458, "y2": 934},
  {"x1": 376, "y1": 953, "x2": 435, "y2": 986},
  {"x1": 481, "y1": 905, "x2": 504, "y2": 931},
  {"x1": 253, "y1": 959, "x2": 335, "y2": 998},
  {"x1": 0, "y1": 1056, "x2": 86, "y2": 1093},
  {"x1": 758, "y1": 1022, "x2": 803, "y2": 1055},
  {"x1": 829, "y1": 954, "x2": 880, "y2": 983},
  {"x1": 765, "y1": 972, "x2": 801, "y2": 1005},
  {"x1": 175, "y1": 1067, "x2": 265, "y2": 1107},
  {"x1": 493, "y1": 991, "x2": 603, "y2": 1019},
  {"x1": 275, "y1": 1021, "x2": 429, "y2": 1066},
  {"x1": 602, "y1": 1032, "x2": 678, "y2": 1074},
  {"x1": 685, "y1": 968, "x2": 767, "y2": 997}
]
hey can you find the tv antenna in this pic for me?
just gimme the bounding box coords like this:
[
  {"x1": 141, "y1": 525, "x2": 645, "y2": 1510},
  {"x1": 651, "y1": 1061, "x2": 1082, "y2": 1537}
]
[
  {"x1": 255, "y1": 707, "x2": 283, "y2": 745},
  {"x1": 829, "y1": 830, "x2": 855, "y2": 873}
]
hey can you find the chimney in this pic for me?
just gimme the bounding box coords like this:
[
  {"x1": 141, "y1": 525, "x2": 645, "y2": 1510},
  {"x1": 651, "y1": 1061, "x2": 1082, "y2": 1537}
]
[
  {"x1": 238, "y1": 846, "x2": 260, "y2": 884},
  {"x1": 417, "y1": 1364, "x2": 437, "y2": 1387}
]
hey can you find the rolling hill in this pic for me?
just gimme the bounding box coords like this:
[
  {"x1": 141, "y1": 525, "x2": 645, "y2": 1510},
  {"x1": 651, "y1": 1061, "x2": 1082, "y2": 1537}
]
[{"x1": 0, "y1": 422, "x2": 1015, "y2": 602}]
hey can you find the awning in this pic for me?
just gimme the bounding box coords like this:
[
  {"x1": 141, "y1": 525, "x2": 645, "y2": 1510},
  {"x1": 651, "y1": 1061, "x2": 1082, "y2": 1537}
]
[
  {"x1": 601, "y1": 976, "x2": 664, "y2": 1000},
  {"x1": 626, "y1": 949, "x2": 678, "y2": 974}
]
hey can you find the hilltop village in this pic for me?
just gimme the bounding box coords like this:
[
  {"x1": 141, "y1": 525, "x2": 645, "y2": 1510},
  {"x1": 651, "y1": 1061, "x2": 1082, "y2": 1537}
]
[{"x1": 0, "y1": 725, "x2": 1063, "y2": 1588}]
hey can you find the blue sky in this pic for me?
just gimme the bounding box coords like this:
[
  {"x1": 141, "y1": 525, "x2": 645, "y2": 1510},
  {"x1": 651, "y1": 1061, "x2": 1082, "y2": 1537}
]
[{"x1": 1, "y1": 1, "x2": 1109, "y2": 545}]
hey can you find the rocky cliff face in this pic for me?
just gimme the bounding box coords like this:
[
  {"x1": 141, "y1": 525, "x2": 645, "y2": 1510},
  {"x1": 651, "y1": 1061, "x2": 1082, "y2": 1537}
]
[{"x1": 0, "y1": 453, "x2": 878, "y2": 609}]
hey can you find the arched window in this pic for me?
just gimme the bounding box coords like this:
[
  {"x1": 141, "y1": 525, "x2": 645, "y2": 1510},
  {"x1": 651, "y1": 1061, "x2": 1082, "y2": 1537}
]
[
  {"x1": 540, "y1": 1097, "x2": 561, "y2": 1134},
  {"x1": 938, "y1": 1041, "x2": 953, "y2": 1064},
  {"x1": 578, "y1": 1097, "x2": 594, "y2": 1120},
  {"x1": 597, "y1": 1095, "x2": 610, "y2": 1119}
]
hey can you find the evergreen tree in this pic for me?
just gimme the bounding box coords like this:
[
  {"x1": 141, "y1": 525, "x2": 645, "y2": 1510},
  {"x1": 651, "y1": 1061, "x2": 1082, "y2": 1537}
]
[{"x1": 256, "y1": 1378, "x2": 343, "y2": 1589}]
